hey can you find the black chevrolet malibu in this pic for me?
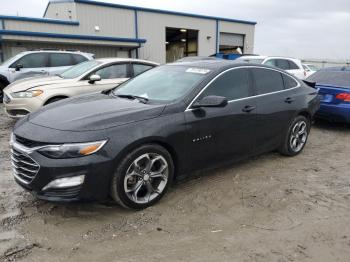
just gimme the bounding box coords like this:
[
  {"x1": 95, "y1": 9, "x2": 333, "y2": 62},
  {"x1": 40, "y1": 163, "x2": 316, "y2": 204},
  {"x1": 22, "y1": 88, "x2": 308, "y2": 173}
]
[{"x1": 11, "y1": 61, "x2": 320, "y2": 209}]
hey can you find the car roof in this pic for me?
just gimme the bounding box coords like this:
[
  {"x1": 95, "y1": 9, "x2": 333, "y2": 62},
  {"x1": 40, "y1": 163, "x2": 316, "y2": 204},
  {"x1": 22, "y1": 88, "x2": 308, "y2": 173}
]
[
  {"x1": 95, "y1": 57, "x2": 159, "y2": 65},
  {"x1": 20, "y1": 50, "x2": 91, "y2": 55},
  {"x1": 239, "y1": 55, "x2": 301, "y2": 61},
  {"x1": 168, "y1": 60, "x2": 276, "y2": 71}
]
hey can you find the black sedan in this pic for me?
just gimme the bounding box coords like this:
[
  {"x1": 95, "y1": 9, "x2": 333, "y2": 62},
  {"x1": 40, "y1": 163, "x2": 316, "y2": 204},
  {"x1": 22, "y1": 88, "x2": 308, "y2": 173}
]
[{"x1": 11, "y1": 61, "x2": 320, "y2": 209}]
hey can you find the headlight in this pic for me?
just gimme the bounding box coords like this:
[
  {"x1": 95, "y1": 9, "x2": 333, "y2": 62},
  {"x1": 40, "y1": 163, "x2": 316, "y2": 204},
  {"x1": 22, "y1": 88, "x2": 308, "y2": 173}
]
[
  {"x1": 11, "y1": 90, "x2": 43, "y2": 98},
  {"x1": 38, "y1": 140, "x2": 107, "y2": 159}
]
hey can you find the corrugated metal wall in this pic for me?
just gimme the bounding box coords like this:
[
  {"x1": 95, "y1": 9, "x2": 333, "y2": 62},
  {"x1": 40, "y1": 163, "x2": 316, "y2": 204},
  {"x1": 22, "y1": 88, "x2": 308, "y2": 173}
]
[{"x1": 2, "y1": 2, "x2": 256, "y2": 64}]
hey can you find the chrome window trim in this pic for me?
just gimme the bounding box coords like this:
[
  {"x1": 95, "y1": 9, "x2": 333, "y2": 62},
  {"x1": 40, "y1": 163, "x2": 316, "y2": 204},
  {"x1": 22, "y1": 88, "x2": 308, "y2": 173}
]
[{"x1": 185, "y1": 65, "x2": 300, "y2": 111}]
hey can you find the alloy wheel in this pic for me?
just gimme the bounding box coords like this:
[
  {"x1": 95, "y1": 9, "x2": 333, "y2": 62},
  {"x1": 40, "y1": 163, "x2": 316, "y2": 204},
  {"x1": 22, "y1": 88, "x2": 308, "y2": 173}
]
[
  {"x1": 290, "y1": 120, "x2": 308, "y2": 152},
  {"x1": 124, "y1": 153, "x2": 169, "y2": 204}
]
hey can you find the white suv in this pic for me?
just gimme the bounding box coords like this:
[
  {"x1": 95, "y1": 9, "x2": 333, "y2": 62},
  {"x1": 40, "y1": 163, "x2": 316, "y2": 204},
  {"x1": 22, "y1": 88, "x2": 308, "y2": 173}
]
[
  {"x1": 0, "y1": 50, "x2": 94, "y2": 101},
  {"x1": 237, "y1": 56, "x2": 307, "y2": 79}
]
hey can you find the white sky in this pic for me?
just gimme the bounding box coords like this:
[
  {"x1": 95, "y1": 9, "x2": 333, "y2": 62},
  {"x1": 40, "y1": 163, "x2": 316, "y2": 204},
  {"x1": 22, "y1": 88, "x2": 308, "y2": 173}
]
[{"x1": 1, "y1": 0, "x2": 350, "y2": 60}]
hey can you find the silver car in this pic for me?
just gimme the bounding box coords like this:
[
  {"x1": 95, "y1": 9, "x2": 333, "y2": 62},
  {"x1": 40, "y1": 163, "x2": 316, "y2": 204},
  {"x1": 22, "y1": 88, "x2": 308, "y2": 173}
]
[
  {"x1": 0, "y1": 50, "x2": 94, "y2": 101},
  {"x1": 3, "y1": 58, "x2": 158, "y2": 118}
]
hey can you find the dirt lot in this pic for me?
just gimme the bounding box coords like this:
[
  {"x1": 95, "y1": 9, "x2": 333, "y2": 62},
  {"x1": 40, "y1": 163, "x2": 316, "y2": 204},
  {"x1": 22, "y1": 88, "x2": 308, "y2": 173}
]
[{"x1": 1, "y1": 104, "x2": 350, "y2": 262}]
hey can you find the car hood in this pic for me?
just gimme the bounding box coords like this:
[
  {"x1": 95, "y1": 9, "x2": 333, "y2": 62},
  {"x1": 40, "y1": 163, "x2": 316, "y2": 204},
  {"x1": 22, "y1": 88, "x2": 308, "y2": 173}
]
[
  {"x1": 4, "y1": 76, "x2": 74, "y2": 93},
  {"x1": 27, "y1": 93, "x2": 166, "y2": 131}
]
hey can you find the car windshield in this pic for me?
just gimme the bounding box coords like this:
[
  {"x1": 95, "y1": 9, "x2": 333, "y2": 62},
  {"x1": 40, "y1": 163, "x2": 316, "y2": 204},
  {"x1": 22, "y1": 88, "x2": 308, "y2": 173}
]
[
  {"x1": 238, "y1": 58, "x2": 264, "y2": 64},
  {"x1": 113, "y1": 65, "x2": 210, "y2": 102},
  {"x1": 307, "y1": 69, "x2": 350, "y2": 88},
  {"x1": 59, "y1": 60, "x2": 101, "y2": 79}
]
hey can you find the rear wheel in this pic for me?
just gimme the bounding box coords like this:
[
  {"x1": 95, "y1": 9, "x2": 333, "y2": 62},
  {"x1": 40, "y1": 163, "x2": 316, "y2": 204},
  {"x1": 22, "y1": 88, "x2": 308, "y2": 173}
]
[
  {"x1": 279, "y1": 115, "x2": 310, "y2": 156},
  {"x1": 110, "y1": 144, "x2": 174, "y2": 209}
]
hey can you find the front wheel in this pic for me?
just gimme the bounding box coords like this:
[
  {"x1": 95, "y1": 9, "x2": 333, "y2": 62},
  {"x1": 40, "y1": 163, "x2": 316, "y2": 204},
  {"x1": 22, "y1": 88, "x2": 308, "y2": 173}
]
[
  {"x1": 279, "y1": 115, "x2": 310, "y2": 156},
  {"x1": 110, "y1": 144, "x2": 174, "y2": 209}
]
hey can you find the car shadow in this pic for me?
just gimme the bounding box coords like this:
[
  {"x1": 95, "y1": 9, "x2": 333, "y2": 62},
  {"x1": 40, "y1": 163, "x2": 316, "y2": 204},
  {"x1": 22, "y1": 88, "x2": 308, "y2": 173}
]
[{"x1": 313, "y1": 118, "x2": 350, "y2": 131}]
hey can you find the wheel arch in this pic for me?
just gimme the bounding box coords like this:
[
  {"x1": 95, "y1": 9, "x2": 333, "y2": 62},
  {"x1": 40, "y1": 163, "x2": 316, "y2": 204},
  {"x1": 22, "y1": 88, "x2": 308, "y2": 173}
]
[
  {"x1": 44, "y1": 95, "x2": 69, "y2": 105},
  {"x1": 113, "y1": 137, "x2": 179, "y2": 180},
  {"x1": 297, "y1": 110, "x2": 312, "y2": 122}
]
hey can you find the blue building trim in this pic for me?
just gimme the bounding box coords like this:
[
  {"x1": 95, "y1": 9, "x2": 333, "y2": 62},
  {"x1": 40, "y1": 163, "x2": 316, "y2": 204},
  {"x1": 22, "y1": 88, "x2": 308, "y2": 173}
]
[
  {"x1": 0, "y1": 30, "x2": 147, "y2": 44},
  {"x1": 134, "y1": 9, "x2": 139, "y2": 58},
  {"x1": 0, "y1": 15, "x2": 79, "y2": 25},
  {"x1": 58, "y1": 0, "x2": 257, "y2": 25},
  {"x1": 215, "y1": 20, "x2": 219, "y2": 54}
]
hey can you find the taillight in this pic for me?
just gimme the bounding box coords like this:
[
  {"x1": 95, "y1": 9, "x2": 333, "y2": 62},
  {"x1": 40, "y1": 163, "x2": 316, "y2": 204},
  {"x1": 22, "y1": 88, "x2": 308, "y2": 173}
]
[{"x1": 335, "y1": 93, "x2": 350, "y2": 102}]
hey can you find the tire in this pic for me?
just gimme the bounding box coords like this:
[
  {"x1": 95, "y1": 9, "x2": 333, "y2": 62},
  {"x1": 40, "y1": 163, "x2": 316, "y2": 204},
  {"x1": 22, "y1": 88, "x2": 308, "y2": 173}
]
[
  {"x1": 279, "y1": 115, "x2": 310, "y2": 156},
  {"x1": 0, "y1": 82, "x2": 5, "y2": 103},
  {"x1": 110, "y1": 144, "x2": 174, "y2": 209}
]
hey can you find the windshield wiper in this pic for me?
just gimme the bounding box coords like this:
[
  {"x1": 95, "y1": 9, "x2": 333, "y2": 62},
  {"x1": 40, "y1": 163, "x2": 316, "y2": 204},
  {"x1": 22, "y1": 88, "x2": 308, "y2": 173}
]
[
  {"x1": 116, "y1": 94, "x2": 149, "y2": 103},
  {"x1": 55, "y1": 74, "x2": 63, "y2": 78}
]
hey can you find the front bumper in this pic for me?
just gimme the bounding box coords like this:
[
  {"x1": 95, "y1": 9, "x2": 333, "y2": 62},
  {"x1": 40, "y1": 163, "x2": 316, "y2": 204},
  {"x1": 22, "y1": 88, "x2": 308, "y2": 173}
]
[
  {"x1": 316, "y1": 103, "x2": 350, "y2": 123},
  {"x1": 3, "y1": 91, "x2": 44, "y2": 118},
  {"x1": 11, "y1": 142, "x2": 115, "y2": 202}
]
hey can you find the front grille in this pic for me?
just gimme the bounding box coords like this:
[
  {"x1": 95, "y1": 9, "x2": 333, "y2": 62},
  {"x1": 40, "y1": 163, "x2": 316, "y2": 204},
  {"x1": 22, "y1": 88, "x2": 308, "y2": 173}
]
[
  {"x1": 15, "y1": 135, "x2": 48, "y2": 148},
  {"x1": 11, "y1": 148, "x2": 40, "y2": 184}
]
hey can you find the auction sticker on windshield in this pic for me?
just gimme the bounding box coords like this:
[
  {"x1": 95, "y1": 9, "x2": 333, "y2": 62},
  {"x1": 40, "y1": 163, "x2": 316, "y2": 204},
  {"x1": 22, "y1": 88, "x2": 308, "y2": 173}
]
[{"x1": 186, "y1": 68, "x2": 211, "y2": 74}]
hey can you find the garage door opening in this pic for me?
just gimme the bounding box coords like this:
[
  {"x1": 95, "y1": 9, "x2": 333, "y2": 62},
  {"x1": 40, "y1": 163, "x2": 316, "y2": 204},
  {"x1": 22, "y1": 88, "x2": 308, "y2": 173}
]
[
  {"x1": 166, "y1": 27, "x2": 198, "y2": 63},
  {"x1": 219, "y1": 33, "x2": 244, "y2": 54}
]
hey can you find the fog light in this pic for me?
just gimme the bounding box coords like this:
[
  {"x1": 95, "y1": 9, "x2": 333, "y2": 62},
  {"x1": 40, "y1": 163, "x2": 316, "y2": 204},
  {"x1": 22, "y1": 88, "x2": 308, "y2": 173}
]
[{"x1": 42, "y1": 175, "x2": 85, "y2": 191}]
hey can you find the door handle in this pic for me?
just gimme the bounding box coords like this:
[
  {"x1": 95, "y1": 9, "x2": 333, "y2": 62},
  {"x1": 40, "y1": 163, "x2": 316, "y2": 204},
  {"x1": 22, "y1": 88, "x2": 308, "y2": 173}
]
[
  {"x1": 285, "y1": 97, "x2": 295, "y2": 103},
  {"x1": 242, "y1": 105, "x2": 256, "y2": 113}
]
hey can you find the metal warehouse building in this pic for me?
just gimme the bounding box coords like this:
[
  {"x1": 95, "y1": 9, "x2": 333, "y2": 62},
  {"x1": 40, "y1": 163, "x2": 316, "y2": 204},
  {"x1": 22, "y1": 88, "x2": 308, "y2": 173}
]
[{"x1": 0, "y1": 0, "x2": 256, "y2": 64}]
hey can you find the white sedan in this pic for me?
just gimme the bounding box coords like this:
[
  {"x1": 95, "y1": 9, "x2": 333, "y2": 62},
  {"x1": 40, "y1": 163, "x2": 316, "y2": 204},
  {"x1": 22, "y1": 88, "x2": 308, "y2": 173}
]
[{"x1": 3, "y1": 58, "x2": 158, "y2": 118}]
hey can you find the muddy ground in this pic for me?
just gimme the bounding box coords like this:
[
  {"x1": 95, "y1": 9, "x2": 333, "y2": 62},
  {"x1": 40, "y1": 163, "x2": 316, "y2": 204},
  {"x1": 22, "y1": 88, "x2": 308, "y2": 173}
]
[{"x1": 0, "y1": 104, "x2": 350, "y2": 262}]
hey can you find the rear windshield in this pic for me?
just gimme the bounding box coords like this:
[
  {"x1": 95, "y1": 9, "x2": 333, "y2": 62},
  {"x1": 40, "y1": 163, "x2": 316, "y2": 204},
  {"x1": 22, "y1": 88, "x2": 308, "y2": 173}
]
[{"x1": 307, "y1": 70, "x2": 350, "y2": 88}]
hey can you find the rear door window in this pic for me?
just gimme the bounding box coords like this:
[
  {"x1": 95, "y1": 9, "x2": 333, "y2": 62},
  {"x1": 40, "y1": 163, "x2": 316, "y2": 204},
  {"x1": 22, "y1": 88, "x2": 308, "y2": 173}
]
[
  {"x1": 94, "y1": 63, "x2": 129, "y2": 79},
  {"x1": 276, "y1": 59, "x2": 291, "y2": 70},
  {"x1": 12, "y1": 53, "x2": 49, "y2": 68},
  {"x1": 198, "y1": 68, "x2": 252, "y2": 101},
  {"x1": 251, "y1": 68, "x2": 284, "y2": 94},
  {"x1": 264, "y1": 59, "x2": 277, "y2": 67},
  {"x1": 49, "y1": 53, "x2": 74, "y2": 67}
]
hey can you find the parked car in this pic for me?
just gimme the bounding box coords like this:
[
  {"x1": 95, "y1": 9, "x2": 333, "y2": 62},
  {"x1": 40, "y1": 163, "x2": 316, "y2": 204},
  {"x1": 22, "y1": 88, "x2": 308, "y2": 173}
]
[
  {"x1": 176, "y1": 56, "x2": 222, "y2": 62},
  {"x1": 0, "y1": 50, "x2": 94, "y2": 101},
  {"x1": 3, "y1": 58, "x2": 158, "y2": 118},
  {"x1": 303, "y1": 63, "x2": 318, "y2": 77},
  {"x1": 10, "y1": 61, "x2": 320, "y2": 209},
  {"x1": 307, "y1": 67, "x2": 350, "y2": 123},
  {"x1": 236, "y1": 56, "x2": 307, "y2": 79}
]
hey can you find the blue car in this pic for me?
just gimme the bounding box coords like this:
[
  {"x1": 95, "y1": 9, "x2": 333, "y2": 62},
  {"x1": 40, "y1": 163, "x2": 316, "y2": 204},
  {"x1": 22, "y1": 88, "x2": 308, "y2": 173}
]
[{"x1": 307, "y1": 67, "x2": 350, "y2": 123}]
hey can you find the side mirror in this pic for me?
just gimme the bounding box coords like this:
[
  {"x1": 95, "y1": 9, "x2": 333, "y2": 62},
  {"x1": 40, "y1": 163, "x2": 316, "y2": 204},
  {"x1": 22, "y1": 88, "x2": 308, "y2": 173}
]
[
  {"x1": 192, "y1": 95, "x2": 228, "y2": 109},
  {"x1": 15, "y1": 64, "x2": 23, "y2": 71},
  {"x1": 88, "y1": 74, "x2": 101, "y2": 84}
]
